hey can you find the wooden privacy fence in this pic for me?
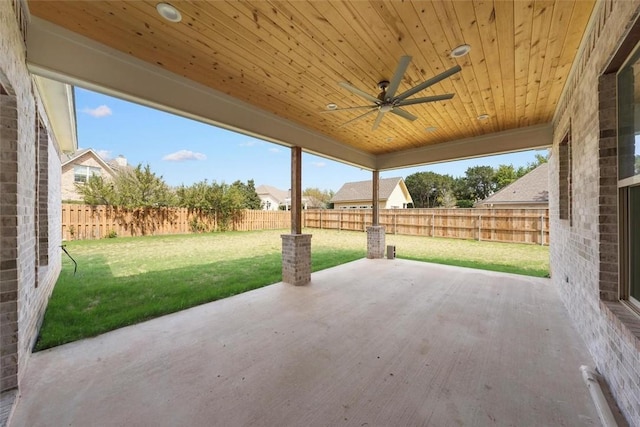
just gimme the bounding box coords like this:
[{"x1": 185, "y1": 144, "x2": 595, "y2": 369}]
[
  {"x1": 61, "y1": 204, "x2": 290, "y2": 240},
  {"x1": 303, "y1": 208, "x2": 550, "y2": 245},
  {"x1": 62, "y1": 204, "x2": 549, "y2": 245}
]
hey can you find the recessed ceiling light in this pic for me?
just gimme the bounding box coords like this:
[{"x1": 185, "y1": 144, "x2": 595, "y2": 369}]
[
  {"x1": 450, "y1": 44, "x2": 471, "y2": 58},
  {"x1": 386, "y1": 137, "x2": 394, "y2": 142},
  {"x1": 326, "y1": 103, "x2": 338, "y2": 110},
  {"x1": 425, "y1": 126, "x2": 438, "y2": 132},
  {"x1": 477, "y1": 113, "x2": 490, "y2": 121},
  {"x1": 156, "y1": 3, "x2": 182, "y2": 23}
]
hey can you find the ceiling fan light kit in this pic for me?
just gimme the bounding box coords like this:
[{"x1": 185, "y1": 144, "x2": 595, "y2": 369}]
[{"x1": 327, "y1": 55, "x2": 461, "y2": 131}]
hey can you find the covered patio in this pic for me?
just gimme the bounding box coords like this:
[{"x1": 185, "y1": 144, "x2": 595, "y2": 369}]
[{"x1": 11, "y1": 259, "x2": 600, "y2": 426}]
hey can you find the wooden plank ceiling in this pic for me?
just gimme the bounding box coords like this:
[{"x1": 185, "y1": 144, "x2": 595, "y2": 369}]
[{"x1": 28, "y1": 0, "x2": 595, "y2": 156}]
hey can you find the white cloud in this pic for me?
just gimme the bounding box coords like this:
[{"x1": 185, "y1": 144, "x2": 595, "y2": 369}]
[
  {"x1": 82, "y1": 105, "x2": 112, "y2": 118},
  {"x1": 95, "y1": 149, "x2": 112, "y2": 160},
  {"x1": 239, "y1": 140, "x2": 261, "y2": 147},
  {"x1": 311, "y1": 161, "x2": 326, "y2": 168},
  {"x1": 268, "y1": 147, "x2": 281, "y2": 153},
  {"x1": 162, "y1": 150, "x2": 207, "y2": 162}
]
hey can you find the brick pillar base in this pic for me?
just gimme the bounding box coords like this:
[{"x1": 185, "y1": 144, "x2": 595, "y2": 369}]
[
  {"x1": 367, "y1": 226, "x2": 385, "y2": 259},
  {"x1": 281, "y1": 234, "x2": 312, "y2": 286}
]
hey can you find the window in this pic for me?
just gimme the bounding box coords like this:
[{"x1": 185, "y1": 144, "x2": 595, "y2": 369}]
[
  {"x1": 617, "y1": 45, "x2": 640, "y2": 308},
  {"x1": 74, "y1": 165, "x2": 100, "y2": 183},
  {"x1": 558, "y1": 130, "x2": 572, "y2": 223}
]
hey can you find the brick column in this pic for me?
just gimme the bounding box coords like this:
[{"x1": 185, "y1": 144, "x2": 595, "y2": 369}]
[
  {"x1": 281, "y1": 234, "x2": 312, "y2": 285},
  {"x1": 367, "y1": 225, "x2": 385, "y2": 259}
]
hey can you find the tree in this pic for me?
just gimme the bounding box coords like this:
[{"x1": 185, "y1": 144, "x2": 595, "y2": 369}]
[
  {"x1": 231, "y1": 179, "x2": 262, "y2": 210},
  {"x1": 456, "y1": 166, "x2": 495, "y2": 202},
  {"x1": 76, "y1": 163, "x2": 175, "y2": 207},
  {"x1": 115, "y1": 164, "x2": 176, "y2": 208},
  {"x1": 177, "y1": 180, "x2": 246, "y2": 231},
  {"x1": 303, "y1": 187, "x2": 334, "y2": 208},
  {"x1": 75, "y1": 174, "x2": 117, "y2": 206},
  {"x1": 494, "y1": 164, "x2": 518, "y2": 191},
  {"x1": 405, "y1": 172, "x2": 454, "y2": 208}
]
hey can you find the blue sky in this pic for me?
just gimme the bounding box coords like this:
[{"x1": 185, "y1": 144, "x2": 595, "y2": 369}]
[{"x1": 75, "y1": 88, "x2": 547, "y2": 192}]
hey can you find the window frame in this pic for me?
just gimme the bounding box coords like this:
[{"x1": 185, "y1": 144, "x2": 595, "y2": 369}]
[{"x1": 616, "y1": 42, "x2": 640, "y2": 313}]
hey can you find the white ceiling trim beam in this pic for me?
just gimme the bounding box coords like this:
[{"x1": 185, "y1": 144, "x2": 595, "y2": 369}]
[
  {"x1": 375, "y1": 124, "x2": 553, "y2": 171},
  {"x1": 26, "y1": 18, "x2": 376, "y2": 169},
  {"x1": 33, "y1": 75, "x2": 78, "y2": 153}
]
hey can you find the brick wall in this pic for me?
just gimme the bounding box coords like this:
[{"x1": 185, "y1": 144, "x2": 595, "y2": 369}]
[
  {"x1": 550, "y1": 1, "x2": 640, "y2": 425},
  {"x1": 0, "y1": 1, "x2": 63, "y2": 425},
  {"x1": 281, "y1": 234, "x2": 311, "y2": 286},
  {"x1": 366, "y1": 226, "x2": 385, "y2": 259}
]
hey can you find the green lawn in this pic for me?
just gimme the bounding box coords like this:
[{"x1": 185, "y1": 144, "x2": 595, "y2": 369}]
[{"x1": 36, "y1": 229, "x2": 548, "y2": 350}]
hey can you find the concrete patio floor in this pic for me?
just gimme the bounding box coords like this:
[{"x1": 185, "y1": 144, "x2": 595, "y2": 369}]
[{"x1": 10, "y1": 259, "x2": 600, "y2": 427}]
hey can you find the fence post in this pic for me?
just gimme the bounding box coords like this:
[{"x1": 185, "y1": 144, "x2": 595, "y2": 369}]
[
  {"x1": 339, "y1": 211, "x2": 342, "y2": 231},
  {"x1": 320, "y1": 211, "x2": 322, "y2": 230},
  {"x1": 394, "y1": 211, "x2": 397, "y2": 235},
  {"x1": 478, "y1": 215, "x2": 482, "y2": 241},
  {"x1": 432, "y1": 212, "x2": 435, "y2": 237},
  {"x1": 540, "y1": 215, "x2": 544, "y2": 246}
]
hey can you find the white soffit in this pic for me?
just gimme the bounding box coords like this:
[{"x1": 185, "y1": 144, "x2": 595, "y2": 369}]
[
  {"x1": 33, "y1": 75, "x2": 78, "y2": 153},
  {"x1": 25, "y1": 17, "x2": 376, "y2": 170},
  {"x1": 375, "y1": 124, "x2": 553, "y2": 170}
]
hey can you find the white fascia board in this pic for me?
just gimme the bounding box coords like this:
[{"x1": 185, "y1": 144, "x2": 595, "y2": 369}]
[
  {"x1": 33, "y1": 75, "x2": 78, "y2": 153},
  {"x1": 375, "y1": 124, "x2": 553, "y2": 171},
  {"x1": 26, "y1": 17, "x2": 376, "y2": 170}
]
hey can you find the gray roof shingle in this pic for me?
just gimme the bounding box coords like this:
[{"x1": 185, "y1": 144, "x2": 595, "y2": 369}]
[{"x1": 478, "y1": 163, "x2": 549, "y2": 206}]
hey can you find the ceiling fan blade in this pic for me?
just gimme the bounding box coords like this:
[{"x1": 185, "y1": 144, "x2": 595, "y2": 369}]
[
  {"x1": 385, "y1": 55, "x2": 412, "y2": 100},
  {"x1": 371, "y1": 110, "x2": 385, "y2": 131},
  {"x1": 320, "y1": 105, "x2": 377, "y2": 113},
  {"x1": 394, "y1": 65, "x2": 462, "y2": 101},
  {"x1": 390, "y1": 108, "x2": 418, "y2": 122},
  {"x1": 338, "y1": 82, "x2": 381, "y2": 104},
  {"x1": 396, "y1": 93, "x2": 455, "y2": 107},
  {"x1": 339, "y1": 109, "x2": 378, "y2": 128}
]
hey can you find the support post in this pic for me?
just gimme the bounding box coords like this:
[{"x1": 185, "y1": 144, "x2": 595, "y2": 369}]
[
  {"x1": 281, "y1": 146, "x2": 311, "y2": 285},
  {"x1": 367, "y1": 170, "x2": 385, "y2": 258},
  {"x1": 291, "y1": 146, "x2": 302, "y2": 235}
]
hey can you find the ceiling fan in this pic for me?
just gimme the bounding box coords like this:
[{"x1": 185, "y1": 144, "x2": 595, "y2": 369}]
[{"x1": 324, "y1": 56, "x2": 461, "y2": 131}]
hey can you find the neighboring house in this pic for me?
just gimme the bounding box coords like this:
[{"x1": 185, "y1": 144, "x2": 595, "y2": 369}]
[
  {"x1": 331, "y1": 177, "x2": 413, "y2": 209},
  {"x1": 60, "y1": 149, "x2": 128, "y2": 201},
  {"x1": 476, "y1": 163, "x2": 549, "y2": 209},
  {"x1": 256, "y1": 185, "x2": 288, "y2": 210},
  {"x1": 256, "y1": 185, "x2": 309, "y2": 210}
]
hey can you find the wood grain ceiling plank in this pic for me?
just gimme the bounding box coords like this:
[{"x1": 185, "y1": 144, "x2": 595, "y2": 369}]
[
  {"x1": 52, "y1": 1, "x2": 349, "y2": 149},
  {"x1": 124, "y1": 1, "x2": 359, "y2": 144},
  {"x1": 306, "y1": 0, "x2": 415, "y2": 141},
  {"x1": 472, "y1": 0, "x2": 508, "y2": 132},
  {"x1": 310, "y1": 1, "x2": 430, "y2": 149},
  {"x1": 533, "y1": 0, "x2": 576, "y2": 123},
  {"x1": 513, "y1": 0, "x2": 535, "y2": 127},
  {"x1": 79, "y1": 2, "x2": 315, "y2": 124},
  {"x1": 452, "y1": 1, "x2": 499, "y2": 134},
  {"x1": 541, "y1": 1, "x2": 594, "y2": 121},
  {"x1": 174, "y1": 1, "x2": 340, "y2": 111},
  {"x1": 380, "y1": 1, "x2": 465, "y2": 143},
  {"x1": 493, "y1": 0, "x2": 516, "y2": 129},
  {"x1": 429, "y1": 1, "x2": 487, "y2": 137},
  {"x1": 522, "y1": 0, "x2": 555, "y2": 127}
]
